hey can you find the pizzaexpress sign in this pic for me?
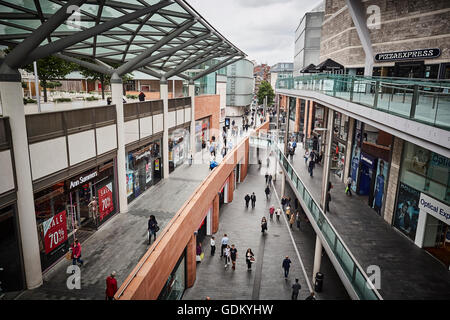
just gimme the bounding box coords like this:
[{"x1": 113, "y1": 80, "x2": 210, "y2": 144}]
[{"x1": 374, "y1": 48, "x2": 440, "y2": 62}]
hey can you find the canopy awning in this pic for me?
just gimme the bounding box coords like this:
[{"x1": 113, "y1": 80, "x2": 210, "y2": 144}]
[
  {"x1": 314, "y1": 58, "x2": 344, "y2": 72},
  {"x1": 0, "y1": 0, "x2": 246, "y2": 81},
  {"x1": 300, "y1": 63, "x2": 317, "y2": 73}
]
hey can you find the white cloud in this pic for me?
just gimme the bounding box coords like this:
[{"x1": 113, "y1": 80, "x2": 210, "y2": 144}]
[{"x1": 186, "y1": 0, "x2": 323, "y2": 65}]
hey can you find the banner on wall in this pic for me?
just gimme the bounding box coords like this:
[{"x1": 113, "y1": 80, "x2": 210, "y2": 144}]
[
  {"x1": 350, "y1": 144, "x2": 361, "y2": 192},
  {"x1": 43, "y1": 210, "x2": 68, "y2": 254},
  {"x1": 126, "y1": 172, "x2": 134, "y2": 197},
  {"x1": 372, "y1": 159, "x2": 389, "y2": 215},
  {"x1": 418, "y1": 193, "x2": 450, "y2": 225},
  {"x1": 98, "y1": 183, "x2": 114, "y2": 221},
  {"x1": 393, "y1": 183, "x2": 420, "y2": 240}
]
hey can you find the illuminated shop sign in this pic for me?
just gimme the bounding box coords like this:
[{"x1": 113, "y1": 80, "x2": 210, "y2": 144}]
[
  {"x1": 69, "y1": 171, "x2": 98, "y2": 189},
  {"x1": 374, "y1": 48, "x2": 440, "y2": 62}
]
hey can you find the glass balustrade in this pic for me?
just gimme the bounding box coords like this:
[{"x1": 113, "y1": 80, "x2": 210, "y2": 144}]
[{"x1": 276, "y1": 74, "x2": 450, "y2": 130}]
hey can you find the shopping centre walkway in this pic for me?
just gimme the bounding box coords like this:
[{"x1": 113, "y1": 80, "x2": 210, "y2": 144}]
[
  {"x1": 182, "y1": 164, "x2": 350, "y2": 300},
  {"x1": 282, "y1": 142, "x2": 450, "y2": 300}
]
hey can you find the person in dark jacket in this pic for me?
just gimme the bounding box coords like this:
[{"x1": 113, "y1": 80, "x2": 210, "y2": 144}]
[
  {"x1": 244, "y1": 194, "x2": 251, "y2": 209},
  {"x1": 138, "y1": 91, "x2": 145, "y2": 102},
  {"x1": 308, "y1": 159, "x2": 315, "y2": 177},
  {"x1": 305, "y1": 292, "x2": 316, "y2": 300},
  {"x1": 251, "y1": 192, "x2": 256, "y2": 209},
  {"x1": 325, "y1": 191, "x2": 331, "y2": 213},
  {"x1": 261, "y1": 217, "x2": 268, "y2": 233},
  {"x1": 148, "y1": 215, "x2": 158, "y2": 244},
  {"x1": 292, "y1": 279, "x2": 301, "y2": 300},
  {"x1": 264, "y1": 186, "x2": 270, "y2": 200},
  {"x1": 282, "y1": 256, "x2": 292, "y2": 278}
]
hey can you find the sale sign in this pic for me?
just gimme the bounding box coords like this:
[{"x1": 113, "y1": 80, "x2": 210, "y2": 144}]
[
  {"x1": 43, "y1": 210, "x2": 68, "y2": 254},
  {"x1": 98, "y1": 183, "x2": 114, "y2": 221}
]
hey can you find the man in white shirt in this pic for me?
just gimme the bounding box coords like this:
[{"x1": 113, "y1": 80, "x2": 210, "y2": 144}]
[
  {"x1": 220, "y1": 234, "x2": 229, "y2": 258},
  {"x1": 210, "y1": 236, "x2": 216, "y2": 256}
]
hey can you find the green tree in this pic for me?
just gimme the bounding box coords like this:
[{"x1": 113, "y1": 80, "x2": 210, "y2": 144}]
[
  {"x1": 24, "y1": 56, "x2": 75, "y2": 102},
  {"x1": 257, "y1": 80, "x2": 275, "y2": 106},
  {"x1": 79, "y1": 66, "x2": 110, "y2": 100}
]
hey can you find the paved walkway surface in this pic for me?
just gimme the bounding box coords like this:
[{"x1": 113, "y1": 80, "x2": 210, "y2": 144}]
[
  {"x1": 182, "y1": 163, "x2": 350, "y2": 300},
  {"x1": 16, "y1": 117, "x2": 251, "y2": 300},
  {"x1": 282, "y1": 142, "x2": 450, "y2": 300}
]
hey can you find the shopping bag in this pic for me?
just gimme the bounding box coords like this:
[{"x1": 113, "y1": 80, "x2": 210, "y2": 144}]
[
  {"x1": 345, "y1": 186, "x2": 349, "y2": 193},
  {"x1": 65, "y1": 251, "x2": 72, "y2": 260},
  {"x1": 200, "y1": 252, "x2": 205, "y2": 260},
  {"x1": 196, "y1": 255, "x2": 201, "y2": 262}
]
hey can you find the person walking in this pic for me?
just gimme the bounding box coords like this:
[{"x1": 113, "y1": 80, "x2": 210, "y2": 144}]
[
  {"x1": 281, "y1": 196, "x2": 287, "y2": 210},
  {"x1": 289, "y1": 212, "x2": 295, "y2": 229},
  {"x1": 266, "y1": 157, "x2": 270, "y2": 168},
  {"x1": 304, "y1": 149, "x2": 309, "y2": 165},
  {"x1": 210, "y1": 236, "x2": 216, "y2": 256},
  {"x1": 196, "y1": 242, "x2": 203, "y2": 264},
  {"x1": 346, "y1": 176, "x2": 353, "y2": 196},
  {"x1": 138, "y1": 91, "x2": 145, "y2": 102},
  {"x1": 105, "y1": 271, "x2": 118, "y2": 301},
  {"x1": 224, "y1": 244, "x2": 231, "y2": 268},
  {"x1": 268, "y1": 174, "x2": 273, "y2": 185},
  {"x1": 285, "y1": 205, "x2": 291, "y2": 218},
  {"x1": 244, "y1": 194, "x2": 251, "y2": 209},
  {"x1": 245, "y1": 248, "x2": 255, "y2": 271},
  {"x1": 265, "y1": 173, "x2": 269, "y2": 184},
  {"x1": 296, "y1": 210, "x2": 301, "y2": 230},
  {"x1": 251, "y1": 192, "x2": 256, "y2": 209},
  {"x1": 71, "y1": 239, "x2": 84, "y2": 266},
  {"x1": 291, "y1": 279, "x2": 302, "y2": 300},
  {"x1": 261, "y1": 217, "x2": 268, "y2": 233},
  {"x1": 308, "y1": 158, "x2": 315, "y2": 177},
  {"x1": 264, "y1": 185, "x2": 271, "y2": 200},
  {"x1": 230, "y1": 244, "x2": 238, "y2": 270},
  {"x1": 325, "y1": 191, "x2": 331, "y2": 213},
  {"x1": 269, "y1": 205, "x2": 275, "y2": 220},
  {"x1": 220, "y1": 234, "x2": 229, "y2": 258},
  {"x1": 148, "y1": 215, "x2": 159, "y2": 245},
  {"x1": 282, "y1": 256, "x2": 292, "y2": 278},
  {"x1": 275, "y1": 207, "x2": 281, "y2": 221}
]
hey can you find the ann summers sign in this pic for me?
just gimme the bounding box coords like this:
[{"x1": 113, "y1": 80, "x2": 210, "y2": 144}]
[{"x1": 375, "y1": 48, "x2": 440, "y2": 62}]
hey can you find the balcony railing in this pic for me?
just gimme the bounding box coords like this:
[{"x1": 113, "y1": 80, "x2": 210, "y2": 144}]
[
  {"x1": 276, "y1": 74, "x2": 450, "y2": 130},
  {"x1": 249, "y1": 135, "x2": 383, "y2": 300}
]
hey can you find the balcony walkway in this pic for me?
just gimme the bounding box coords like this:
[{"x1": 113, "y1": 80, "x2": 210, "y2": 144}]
[
  {"x1": 182, "y1": 164, "x2": 349, "y2": 300},
  {"x1": 282, "y1": 142, "x2": 450, "y2": 300}
]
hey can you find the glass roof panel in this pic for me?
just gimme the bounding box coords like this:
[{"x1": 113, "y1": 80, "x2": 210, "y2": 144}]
[
  {"x1": 79, "y1": 4, "x2": 100, "y2": 17},
  {"x1": 139, "y1": 25, "x2": 160, "y2": 32},
  {"x1": 39, "y1": 0, "x2": 63, "y2": 14},
  {"x1": 54, "y1": 23, "x2": 83, "y2": 32},
  {"x1": 128, "y1": 45, "x2": 146, "y2": 51},
  {"x1": 149, "y1": 14, "x2": 174, "y2": 25},
  {"x1": 105, "y1": 45, "x2": 128, "y2": 51},
  {"x1": 115, "y1": 0, "x2": 145, "y2": 6},
  {"x1": 68, "y1": 48, "x2": 93, "y2": 55},
  {"x1": 122, "y1": 24, "x2": 140, "y2": 31},
  {"x1": 101, "y1": 6, "x2": 125, "y2": 18},
  {"x1": 3, "y1": 19, "x2": 42, "y2": 30},
  {"x1": 96, "y1": 35, "x2": 118, "y2": 44},
  {"x1": 133, "y1": 35, "x2": 154, "y2": 42},
  {"x1": 2, "y1": 0, "x2": 37, "y2": 12},
  {"x1": 125, "y1": 53, "x2": 138, "y2": 60},
  {"x1": 163, "y1": 3, "x2": 190, "y2": 14},
  {"x1": 95, "y1": 47, "x2": 119, "y2": 55},
  {"x1": 0, "y1": 4, "x2": 15, "y2": 13},
  {"x1": 163, "y1": 16, "x2": 187, "y2": 25}
]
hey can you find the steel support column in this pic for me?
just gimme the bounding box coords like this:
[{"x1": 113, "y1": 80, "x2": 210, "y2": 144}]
[{"x1": 160, "y1": 77, "x2": 169, "y2": 179}]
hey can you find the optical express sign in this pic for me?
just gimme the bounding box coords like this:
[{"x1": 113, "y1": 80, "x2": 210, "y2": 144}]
[
  {"x1": 418, "y1": 193, "x2": 450, "y2": 224},
  {"x1": 375, "y1": 48, "x2": 440, "y2": 62}
]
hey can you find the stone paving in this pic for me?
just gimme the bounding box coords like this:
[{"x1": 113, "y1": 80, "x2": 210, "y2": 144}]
[
  {"x1": 282, "y1": 142, "x2": 450, "y2": 300},
  {"x1": 182, "y1": 163, "x2": 350, "y2": 300}
]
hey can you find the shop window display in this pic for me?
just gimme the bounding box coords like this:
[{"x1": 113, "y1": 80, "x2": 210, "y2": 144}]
[{"x1": 169, "y1": 128, "x2": 190, "y2": 172}]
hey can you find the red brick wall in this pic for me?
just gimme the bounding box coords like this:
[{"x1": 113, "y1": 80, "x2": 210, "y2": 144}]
[{"x1": 195, "y1": 95, "x2": 220, "y2": 142}]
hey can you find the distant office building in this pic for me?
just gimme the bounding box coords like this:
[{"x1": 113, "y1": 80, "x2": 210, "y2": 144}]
[
  {"x1": 294, "y1": 2, "x2": 324, "y2": 76},
  {"x1": 226, "y1": 59, "x2": 254, "y2": 117},
  {"x1": 270, "y1": 62, "x2": 293, "y2": 89}
]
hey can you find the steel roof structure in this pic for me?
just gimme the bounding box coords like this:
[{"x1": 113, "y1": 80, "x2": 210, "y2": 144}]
[{"x1": 0, "y1": 0, "x2": 246, "y2": 81}]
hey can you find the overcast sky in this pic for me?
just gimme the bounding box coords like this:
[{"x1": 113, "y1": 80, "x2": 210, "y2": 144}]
[{"x1": 187, "y1": 0, "x2": 323, "y2": 66}]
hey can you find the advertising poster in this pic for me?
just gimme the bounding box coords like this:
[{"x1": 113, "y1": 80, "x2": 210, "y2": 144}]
[
  {"x1": 394, "y1": 182, "x2": 420, "y2": 240},
  {"x1": 155, "y1": 159, "x2": 160, "y2": 171},
  {"x1": 146, "y1": 163, "x2": 152, "y2": 183},
  {"x1": 98, "y1": 183, "x2": 114, "y2": 221},
  {"x1": 372, "y1": 159, "x2": 389, "y2": 215},
  {"x1": 43, "y1": 210, "x2": 68, "y2": 254},
  {"x1": 126, "y1": 172, "x2": 134, "y2": 197},
  {"x1": 350, "y1": 144, "x2": 361, "y2": 192}
]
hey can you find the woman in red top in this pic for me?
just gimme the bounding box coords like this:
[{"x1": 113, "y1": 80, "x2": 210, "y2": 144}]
[
  {"x1": 71, "y1": 239, "x2": 83, "y2": 266},
  {"x1": 106, "y1": 271, "x2": 118, "y2": 300}
]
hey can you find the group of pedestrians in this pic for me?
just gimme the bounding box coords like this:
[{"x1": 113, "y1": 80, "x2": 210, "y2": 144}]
[
  {"x1": 217, "y1": 234, "x2": 252, "y2": 271},
  {"x1": 244, "y1": 192, "x2": 257, "y2": 209}
]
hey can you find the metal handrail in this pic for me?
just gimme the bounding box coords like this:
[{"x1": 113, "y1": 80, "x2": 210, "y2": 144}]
[{"x1": 250, "y1": 136, "x2": 383, "y2": 300}]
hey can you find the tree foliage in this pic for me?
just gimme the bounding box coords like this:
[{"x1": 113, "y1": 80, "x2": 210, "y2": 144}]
[{"x1": 257, "y1": 80, "x2": 275, "y2": 106}]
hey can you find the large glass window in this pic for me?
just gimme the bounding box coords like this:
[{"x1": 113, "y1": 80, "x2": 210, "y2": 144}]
[
  {"x1": 158, "y1": 252, "x2": 186, "y2": 300},
  {"x1": 169, "y1": 128, "x2": 190, "y2": 172}
]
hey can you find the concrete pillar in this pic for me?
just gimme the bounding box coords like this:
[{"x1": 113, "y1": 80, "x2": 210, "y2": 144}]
[
  {"x1": 284, "y1": 97, "x2": 291, "y2": 155},
  {"x1": 188, "y1": 81, "x2": 195, "y2": 157},
  {"x1": 312, "y1": 234, "x2": 323, "y2": 285},
  {"x1": 294, "y1": 98, "x2": 301, "y2": 133},
  {"x1": 321, "y1": 108, "x2": 335, "y2": 209},
  {"x1": 186, "y1": 234, "x2": 196, "y2": 288},
  {"x1": 0, "y1": 67, "x2": 43, "y2": 289},
  {"x1": 111, "y1": 73, "x2": 128, "y2": 214},
  {"x1": 383, "y1": 137, "x2": 404, "y2": 224},
  {"x1": 228, "y1": 171, "x2": 235, "y2": 203},
  {"x1": 160, "y1": 78, "x2": 169, "y2": 179}
]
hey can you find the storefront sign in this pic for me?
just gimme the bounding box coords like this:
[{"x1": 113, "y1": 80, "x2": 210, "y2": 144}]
[
  {"x1": 43, "y1": 210, "x2": 68, "y2": 254},
  {"x1": 431, "y1": 152, "x2": 450, "y2": 169},
  {"x1": 361, "y1": 154, "x2": 374, "y2": 166},
  {"x1": 69, "y1": 171, "x2": 98, "y2": 189},
  {"x1": 419, "y1": 193, "x2": 450, "y2": 225},
  {"x1": 98, "y1": 183, "x2": 114, "y2": 221},
  {"x1": 374, "y1": 48, "x2": 440, "y2": 62}
]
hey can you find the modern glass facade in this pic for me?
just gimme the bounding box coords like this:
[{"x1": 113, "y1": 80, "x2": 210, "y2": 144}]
[{"x1": 158, "y1": 251, "x2": 186, "y2": 300}]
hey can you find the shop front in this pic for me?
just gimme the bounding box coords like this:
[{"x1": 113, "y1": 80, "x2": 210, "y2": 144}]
[
  {"x1": 158, "y1": 250, "x2": 186, "y2": 300},
  {"x1": 219, "y1": 178, "x2": 229, "y2": 208},
  {"x1": 126, "y1": 140, "x2": 162, "y2": 203},
  {"x1": 195, "y1": 117, "x2": 210, "y2": 153},
  {"x1": 34, "y1": 159, "x2": 117, "y2": 271},
  {"x1": 0, "y1": 204, "x2": 25, "y2": 293},
  {"x1": 169, "y1": 128, "x2": 190, "y2": 173},
  {"x1": 331, "y1": 112, "x2": 349, "y2": 180},
  {"x1": 393, "y1": 141, "x2": 450, "y2": 267},
  {"x1": 197, "y1": 205, "x2": 212, "y2": 244}
]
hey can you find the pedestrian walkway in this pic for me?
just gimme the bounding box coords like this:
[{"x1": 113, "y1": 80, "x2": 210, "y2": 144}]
[
  {"x1": 17, "y1": 163, "x2": 210, "y2": 300},
  {"x1": 282, "y1": 142, "x2": 450, "y2": 300},
  {"x1": 182, "y1": 164, "x2": 349, "y2": 300}
]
